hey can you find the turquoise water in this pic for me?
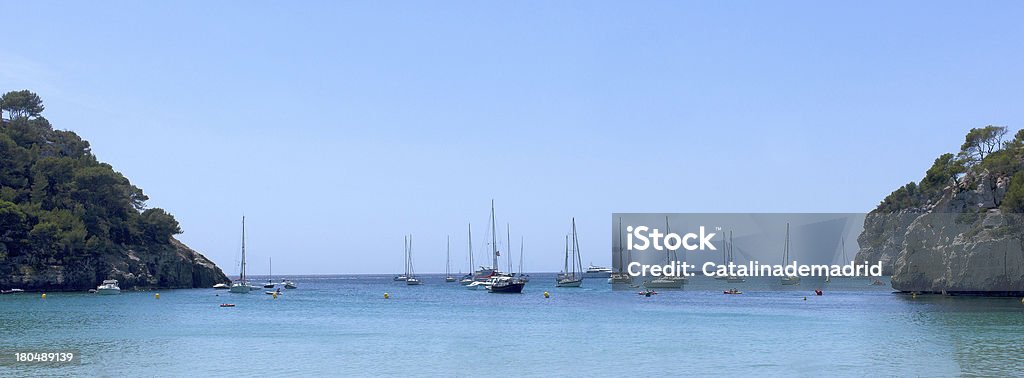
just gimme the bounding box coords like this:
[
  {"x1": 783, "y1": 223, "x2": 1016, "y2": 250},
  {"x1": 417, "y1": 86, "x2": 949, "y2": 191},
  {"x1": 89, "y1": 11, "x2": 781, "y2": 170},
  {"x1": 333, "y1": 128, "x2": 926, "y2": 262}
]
[{"x1": 3, "y1": 274, "x2": 1024, "y2": 376}]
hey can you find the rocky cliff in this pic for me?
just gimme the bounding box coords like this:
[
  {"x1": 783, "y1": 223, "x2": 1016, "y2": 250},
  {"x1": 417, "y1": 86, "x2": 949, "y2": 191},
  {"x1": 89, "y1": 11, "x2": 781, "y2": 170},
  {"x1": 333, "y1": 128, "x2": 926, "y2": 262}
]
[{"x1": 855, "y1": 127, "x2": 1024, "y2": 294}]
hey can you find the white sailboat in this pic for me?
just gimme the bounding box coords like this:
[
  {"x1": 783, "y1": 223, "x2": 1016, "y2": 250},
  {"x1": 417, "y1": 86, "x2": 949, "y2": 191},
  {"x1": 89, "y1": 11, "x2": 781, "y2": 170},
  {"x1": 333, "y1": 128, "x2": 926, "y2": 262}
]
[
  {"x1": 780, "y1": 223, "x2": 801, "y2": 285},
  {"x1": 460, "y1": 223, "x2": 476, "y2": 286},
  {"x1": 725, "y1": 231, "x2": 745, "y2": 283},
  {"x1": 230, "y1": 216, "x2": 252, "y2": 293},
  {"x1": 556, "y1": 227, "x2": 583, "y2": 287},
  {"x1": 608, "y1": 217, "x2": 632, "y2": 284},
  {"x1": 445, "y1": 235, "x2": 456, "y2": 282},
  {"x1": 264, "y1": 257, "x2": 275, "y2": 288},
  {"x1": 405, "y1": 235, "x2": 421, "y2": 285},
  {"x1": 665, "y1": 216, "x2": 688, "y2": 285}
]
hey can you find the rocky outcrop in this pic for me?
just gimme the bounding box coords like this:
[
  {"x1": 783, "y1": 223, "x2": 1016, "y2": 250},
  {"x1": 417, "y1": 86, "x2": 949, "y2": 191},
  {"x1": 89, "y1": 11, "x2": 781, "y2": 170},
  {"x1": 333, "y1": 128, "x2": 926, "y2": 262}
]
[
  {"x1": 857, "y1": 169, "x2": 1024, "y2": 294},
  {"x1": 1, "y1": 238, "x2": 229, "y2": 291}
]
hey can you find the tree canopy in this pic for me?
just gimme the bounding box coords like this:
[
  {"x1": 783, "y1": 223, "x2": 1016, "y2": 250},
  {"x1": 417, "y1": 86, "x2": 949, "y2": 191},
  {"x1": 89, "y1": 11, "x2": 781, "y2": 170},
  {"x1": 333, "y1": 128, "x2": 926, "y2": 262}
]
[{"x1": 0, "y1": 90, "x2": 182, "y2": 264}]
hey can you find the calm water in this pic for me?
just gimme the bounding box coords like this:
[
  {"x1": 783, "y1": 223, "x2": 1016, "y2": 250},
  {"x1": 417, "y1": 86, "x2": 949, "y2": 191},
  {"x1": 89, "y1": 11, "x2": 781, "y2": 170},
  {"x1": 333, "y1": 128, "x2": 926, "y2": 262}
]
[{"x1": 3, "y1": 274, "x2": 1024, "y2": 376}]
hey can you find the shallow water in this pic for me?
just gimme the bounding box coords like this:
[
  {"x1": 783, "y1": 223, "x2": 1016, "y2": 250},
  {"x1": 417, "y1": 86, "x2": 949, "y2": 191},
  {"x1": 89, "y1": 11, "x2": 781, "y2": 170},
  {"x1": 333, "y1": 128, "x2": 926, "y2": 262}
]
[{"x1": 2, "y1": 274, "x2": 1023, "y2": 376}]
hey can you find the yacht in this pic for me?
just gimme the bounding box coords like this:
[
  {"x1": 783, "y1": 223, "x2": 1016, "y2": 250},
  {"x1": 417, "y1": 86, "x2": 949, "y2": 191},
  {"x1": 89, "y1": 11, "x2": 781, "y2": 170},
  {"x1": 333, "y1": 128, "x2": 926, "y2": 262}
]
[
  {"x1": 97, "y1": 279, "x2": 121, "y2": 295},
  {"x1": 282, "y1": 279, "x2": 297, "y2": 289},
  {"x1": 212, "y1": 283, "x2": 229, "y2": 289},
  {"x1": 583, "y1": 264, "x2": 612, "y2": 278},
  {"x1": 404, "y1": 235, "x2": 422, "y2": 286},
  {"x1": 487, "y1": 275, "x2": 525, "y2": 293}
]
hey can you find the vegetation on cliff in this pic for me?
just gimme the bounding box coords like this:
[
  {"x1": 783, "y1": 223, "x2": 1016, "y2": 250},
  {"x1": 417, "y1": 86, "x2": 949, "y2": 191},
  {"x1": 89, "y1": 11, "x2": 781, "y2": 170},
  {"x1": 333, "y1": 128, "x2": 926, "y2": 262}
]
[
  {"x1": 0, "y1": 90, "x2": 227, "y2": 290},
  {"x1": 875, "y1": 126, "x2": 1024, "y2": 213}
]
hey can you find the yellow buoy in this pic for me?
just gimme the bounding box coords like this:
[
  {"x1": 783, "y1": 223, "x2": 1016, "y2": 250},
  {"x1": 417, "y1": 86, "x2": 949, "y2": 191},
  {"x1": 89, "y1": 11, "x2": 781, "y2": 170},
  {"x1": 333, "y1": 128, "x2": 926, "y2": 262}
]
[
  {"x1": 272, "y1": 292, "x2": 278, "y2": 299},
  {"x1": 384, "y1": 292, "x2": 390, "y2": 299},
  {"x1": 913, "y1": 293, "x2": 917, "y2": 299},
  {"x1": 543, "y1": 291, "x2": 550, "y2": 298},
  {"x1": 41, "y1": 293, "x2": 46, "y2": 299},
  {"x1": 155, "y1": 293, "x2": 160, "y2": 299}
]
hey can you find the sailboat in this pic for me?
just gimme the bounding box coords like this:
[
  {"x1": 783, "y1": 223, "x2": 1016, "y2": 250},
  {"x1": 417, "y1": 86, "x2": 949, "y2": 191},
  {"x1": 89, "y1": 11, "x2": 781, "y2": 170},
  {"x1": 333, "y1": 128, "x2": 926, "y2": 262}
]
[
  {"x1": 517, "y1": 236, "x2": 530, "y2": 282},
  {"x1": 264, "y1": 257, "x2": 275, "y2": 288},
  {"x1": 665, "y1": 216, "x2": 688, "y2": 284},
  {"x1": 229, "y1": 216, "x2": 252, "y2": 293},
  {"x1": 780, "y1": 223, "x2": 801, "y2": 285},
  {"x1": 405, "y1": 235, "x2": 422, "y2": 285},
  {"x1": 725, "y1": 231, "x2": 745, "y2": 283},
  {"x1": 556, "y1": 219, "x2": 584, "y2": 287},
  {"x1": 460, "y1": 224, "x2": 476, "y2": 286},
  {"x1": 445, "y1": 235, "x2": 456, "y2": 282},
  {"x1": 608, "y1": 218, "x2": 632, "y2": 284},
  {"x1": 645, "y1": 217, "x2": 684, "y2": 289},
  {"x1": 486, "y1": 200, "x2": 525, "y2": 293}
]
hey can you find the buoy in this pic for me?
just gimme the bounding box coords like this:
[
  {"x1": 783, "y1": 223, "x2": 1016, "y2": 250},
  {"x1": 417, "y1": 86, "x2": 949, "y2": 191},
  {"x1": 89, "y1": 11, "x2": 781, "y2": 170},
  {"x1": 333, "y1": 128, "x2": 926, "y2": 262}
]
[
  {"x1": 803, "y1": 297, "x2": 807, "y2": 301},
  {"x1": 155, "y1": 293, "x2": 160, "y2": 299},
  {"x1": 384, "y1": 292, "x2": 390, "y2": 299},
  {"x1": 41, "y1": 293, "x2": 46, "y2": 299},
  {"x1": 913, "y1": 292, "x2": 917, "y2": 299},
  {"x1": 272, "y1": 292, "x2": 278, "y2": 299},
  {"x1": 543, "y1": 291, "x2": 550, "y2": 298}
]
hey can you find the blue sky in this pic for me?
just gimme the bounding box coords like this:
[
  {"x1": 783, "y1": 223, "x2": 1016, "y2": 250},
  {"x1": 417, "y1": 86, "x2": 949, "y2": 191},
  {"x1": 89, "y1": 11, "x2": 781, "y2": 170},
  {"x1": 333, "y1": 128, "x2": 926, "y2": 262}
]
[{"x1": 2, "y1": 2, "x2": 1022, "y2": 274}]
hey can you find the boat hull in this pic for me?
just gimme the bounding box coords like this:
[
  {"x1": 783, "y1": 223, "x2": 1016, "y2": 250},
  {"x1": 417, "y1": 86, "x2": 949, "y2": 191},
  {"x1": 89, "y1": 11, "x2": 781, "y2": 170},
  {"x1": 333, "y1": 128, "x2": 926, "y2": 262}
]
[
  {"x1": 781, "y1": 277, "x2": 801, "y2": 285},
  {"x1": 644, "y1": 279, "x2": 683, "y2": 289},
  {"x1": 96, "y1": 288, "x2": 121, "y2": 295},
  {"x1": 556, "y1": 279, "x2": 583, "y2": 287},
  {"x1": 488, "y1": 282, "x2": 525, "y2": 293},
  {"x1": 229, "y1": 284, "x2": 251, "y2": 293}
]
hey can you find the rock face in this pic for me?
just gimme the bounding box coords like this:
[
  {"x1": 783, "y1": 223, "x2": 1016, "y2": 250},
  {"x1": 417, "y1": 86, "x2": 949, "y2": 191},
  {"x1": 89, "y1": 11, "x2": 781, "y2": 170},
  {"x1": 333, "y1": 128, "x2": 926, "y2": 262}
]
[
  {"x1": 856, "y1": 170, "x2": 1024, "y2": 294},
  {"x1": 1, "y1": 238, "x2": 229, "y2": 291}
]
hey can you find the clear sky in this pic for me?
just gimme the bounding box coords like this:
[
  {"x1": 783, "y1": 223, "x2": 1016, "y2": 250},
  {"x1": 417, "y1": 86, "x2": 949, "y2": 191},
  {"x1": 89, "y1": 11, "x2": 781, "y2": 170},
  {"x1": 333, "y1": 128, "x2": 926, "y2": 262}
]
[{"x1": 2, "y1": 2, "x2": 1022, "y2": 274}]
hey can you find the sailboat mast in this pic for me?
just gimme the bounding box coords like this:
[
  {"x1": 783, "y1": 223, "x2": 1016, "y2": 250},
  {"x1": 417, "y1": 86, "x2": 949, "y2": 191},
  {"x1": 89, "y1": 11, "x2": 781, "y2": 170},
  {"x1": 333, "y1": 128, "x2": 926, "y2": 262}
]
[
  {"x1": 572, "y1": 218, "x2": 582, "y2": 276},
  {"x1": 490, "y1": 200, "x2": 498, "y2": 272},
  {"x1": 783, "y1": 223, "x2": 790, "y2": 264},
  {"x1": 506, "y1": 223, "x2": 512, "y2": 273},
  {"x1": 564, "y1": 234, "x2": 569, "y2": 276},
  {"x1": 446, "y1": 235, "x2": 451, "y2": 277},
  {"x1": 519, "y1": 236, "x2": 524, "y2": 275},
  {"x1": 240, "y1": 216, "x2": 246, "y2": 283},
  {"x1": 468, "y1": 224, "x2": 474, "y2": 274},
  {"x1": 617, "y1": 218, "x2": 623, "y2": 273}
]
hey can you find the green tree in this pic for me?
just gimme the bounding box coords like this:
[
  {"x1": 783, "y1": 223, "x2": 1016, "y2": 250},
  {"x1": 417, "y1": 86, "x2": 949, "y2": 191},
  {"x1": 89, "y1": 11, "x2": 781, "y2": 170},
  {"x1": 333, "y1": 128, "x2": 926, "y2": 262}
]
[
  {"x1": 920, "y1": 153, "x2": 966, "y2": 194},
  {"x1": 138, "y1": 208, "x2": 181, "y2": 243},
  {"x1": 0, "y1": 90, "x2": 45, "y2": 119},
  {"x1": 1001, "y1": 171, "x2": 1024, "y2": 213},
  {"x1": 959, "y1": 125, "x2": 1008, "y2": 164}
]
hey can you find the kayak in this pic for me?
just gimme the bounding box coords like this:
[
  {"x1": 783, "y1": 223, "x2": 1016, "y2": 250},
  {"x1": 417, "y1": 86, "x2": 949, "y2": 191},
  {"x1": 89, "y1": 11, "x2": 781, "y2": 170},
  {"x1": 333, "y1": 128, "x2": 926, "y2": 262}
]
[
  {"x1": 219, "y1": 303, "x2": 235, "y2": 307},
  {"x1": 723, "y1": 290, "x2": 743, "y2": 295}
]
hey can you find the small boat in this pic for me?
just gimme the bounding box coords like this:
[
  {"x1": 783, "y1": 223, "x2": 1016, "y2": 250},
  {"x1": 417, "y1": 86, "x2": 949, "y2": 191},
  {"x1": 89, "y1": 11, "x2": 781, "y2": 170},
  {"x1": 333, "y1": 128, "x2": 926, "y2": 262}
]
[
  {"x1": 97, "y1": 279, "x2": 121, "y2": 295},
  {"x1": 723, "y1": 289, "x2": 743, "y2": 295},
  {"x1": 219, "y1": 303, "x2": 235, "y2": 307},
  {"x1": 265, "y1": 289, "x2": 282, "y2": 295},
  {"x1": 814, "y1": 289, "x2": 823, "y2": 296},
  {"x1": 213, "y1": 283, "x2": 229, "y2": 289},
  {"x1": 638, "y1": 290, "x2": 658, "y2": 297},
  {"x1": 1, "y1": 288, "x2": 24, "y2": 294},
  {"x1": 393, "y1": 275, "x2": 407, "y2": 281},
  {"x1": 230, "y1": 217, "x2": 252, "y2": 294},
  {"x1": 282, "y1": 280, "x2": 297, "y2": 289},
  {"x1": 465, "y1": 281, "x2": 488, "y2": 290}
]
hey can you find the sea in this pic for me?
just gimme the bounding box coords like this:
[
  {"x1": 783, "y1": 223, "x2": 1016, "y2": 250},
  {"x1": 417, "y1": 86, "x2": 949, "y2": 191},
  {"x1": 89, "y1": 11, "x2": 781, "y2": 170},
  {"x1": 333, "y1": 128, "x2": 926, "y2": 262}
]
[{"x1": 3, "y1": 273, "x2": 1024, "y2": 377}]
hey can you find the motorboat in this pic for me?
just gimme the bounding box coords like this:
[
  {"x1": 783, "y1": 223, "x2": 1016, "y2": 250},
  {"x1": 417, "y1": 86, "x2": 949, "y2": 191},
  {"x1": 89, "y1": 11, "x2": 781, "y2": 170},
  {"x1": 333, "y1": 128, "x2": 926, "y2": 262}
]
[
  {"x1": 583, "y1": 264, "x2": 612, "y2": 278},
  {"x1": 212, "y1": 283, "x2": 229, "y2": 289},
  {"x1": 97, "y1": 280, "x2": 121, "y2": 295},
  {"x1": 283, "y1": 280, "x2": 297, "y2": 289}
]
